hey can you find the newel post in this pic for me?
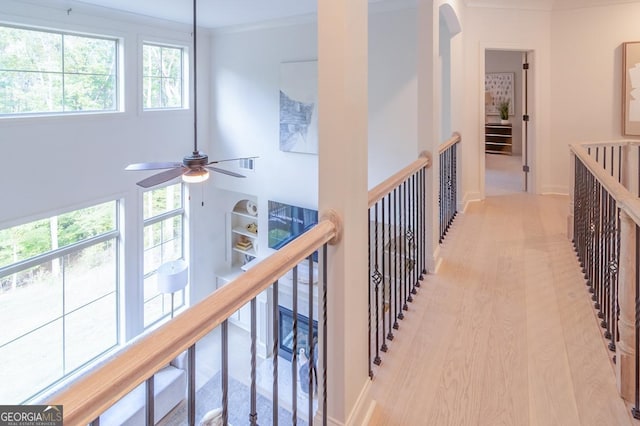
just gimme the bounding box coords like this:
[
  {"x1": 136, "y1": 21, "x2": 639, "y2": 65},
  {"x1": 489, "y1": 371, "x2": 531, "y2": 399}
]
[{"x1": 616, "y1": 209, "x2": 637, "y2": 402}]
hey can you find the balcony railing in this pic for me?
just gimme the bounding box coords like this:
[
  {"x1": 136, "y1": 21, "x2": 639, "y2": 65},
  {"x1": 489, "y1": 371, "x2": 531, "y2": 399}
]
[
  {"x1": 569, "y1": 140, "x2": 640, "y2": 417},
  {"x1": 44, "y1": 136, "x2": 463, "y2": 424},
  {"x1": 438, "y1": 132, "x2": 461, "y2": 243},
  {"x1": 46, "y1": 217, "x2": 339, "y2": 426},
  {"x1": 367, "y1": 153, "x2": 430, "y2": 375}
]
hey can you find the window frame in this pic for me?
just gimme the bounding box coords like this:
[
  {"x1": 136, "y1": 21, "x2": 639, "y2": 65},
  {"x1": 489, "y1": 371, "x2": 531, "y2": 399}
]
[
  {"x1": 141, "y1": 41, "x2": 188, "y2": 111},
  {"x1": 0, "y1": 200, "x2": 121, "y2": 403},
  {"x1": 142, "y1": 183, "x2": 187, "y2": 329},
  {"x1": 0, "y1": 23, "x2": 121, "y2": 118}
]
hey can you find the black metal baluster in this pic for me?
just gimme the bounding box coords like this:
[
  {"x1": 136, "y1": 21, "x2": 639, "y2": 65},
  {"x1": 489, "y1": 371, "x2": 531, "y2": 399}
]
[
  {"x1": 411, "y1": 173, "x2": 418, "y2": 296},
  {"x1": 393, "y1": 187, "x2": 400, "y2": 329},
  {"x1": 403, "y1": 179, "x2": 409, "y2": 311},
  {"x1": 632, "y1": 224, "x2": 640, "y2": 419},
  {"x1": 222, "y1": 320, "x2": 229, "y2": 426},
  {"x1": 250, "y1": 298, "x2": 258, "y2": 425},
  {"x1": 608, "y1": 196, "x2": 620, "y2": 352},
  {"x1": 617, "y1": 145, "x2": 622, "y2": 183},
  {"x1": 453, "y1": 143, "x2": 458, "y2": 222},
  {"x1": 322, "y1": 244, "x2": 328, "y2": 426},
  {"x1": 90, "y1": 419, "x2": 100, "y2": 426},
  {"x1": 398, "y1": 181, "x2": 405, "y2": 318},
  {"x1": 381, "y1": 196, "x2": 388, "y2": 353},
  {"x1": 421, "y1": 166, "x2": 427, "y2": 276},
  {"x1": 308, "y1": 255, "x2": 315, "y2": 426},
  {"x1": 439, "y1": 150, "x2": 443, "y2": 242},
  {"x1": 407, "y1": 176, "x2": 416, "y2": 302},
  {"x1": 595, "y1": 184, "x2": 603, "y2": 311},
  {"x1": 273, "y1": 281, "x2": 279, "y2": 426},
  {"x1": 373, "y1": 204, "x2": 382, "y2": 365},
  {"x1": 188, "y1": 344, "x2": 196, "y2": 426},
  {"x1": 387, "y1": 191, "x2": 394, "y2": 340},
  {"x1": 367, "y1": 208, "x2": 373, "y2": 377},
  {"x1": 292, "y1": 266, "x2": 298, "y2": 425},
  {"x1": 146, "y1": 376, "x2": 154, "y2": 426}
]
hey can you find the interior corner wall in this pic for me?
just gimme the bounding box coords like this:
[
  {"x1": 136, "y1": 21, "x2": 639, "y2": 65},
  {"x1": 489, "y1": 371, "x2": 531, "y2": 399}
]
[
  {"x1": 204, "y1": 8, "x2": 421, "y2": 284},
  {"x1": 461, "y1": 6, "x2": 551, "y2": 199},
  {"x1": 550, "y1": 3, "x2": 640, "y2": 195},
  {"x1": 368, "y1": 7, "x2": 419, "y2": 188}
]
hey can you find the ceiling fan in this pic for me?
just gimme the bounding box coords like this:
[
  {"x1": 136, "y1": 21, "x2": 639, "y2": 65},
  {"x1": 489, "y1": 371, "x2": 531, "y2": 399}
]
[{"x1": 126, "y1": 0, "x2": 254, "y2": 189}]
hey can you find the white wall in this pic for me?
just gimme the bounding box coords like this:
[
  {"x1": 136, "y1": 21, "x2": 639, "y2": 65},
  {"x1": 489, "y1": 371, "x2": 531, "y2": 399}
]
[
  {"x1": 0, "y1": 0, "x2": 205, "y2": 340},
  {"x1": 369, "y1": 7, "x2": 419, "y2": 187},
  {"x1": 461, "y1": 6, "x2": 551, "y2": 200},
  {"x1": 550, "y1": 3, "x2": 640, "y2": 194},
  {"x1": 203, "y1": 8, "x2": 422, "y2": 281}
]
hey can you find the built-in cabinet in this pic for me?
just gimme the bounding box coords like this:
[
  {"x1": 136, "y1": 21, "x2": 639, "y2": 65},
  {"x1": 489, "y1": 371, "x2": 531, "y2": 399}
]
[{"x1": 485, "y1": 123, "x2": 512, "y2": 155}]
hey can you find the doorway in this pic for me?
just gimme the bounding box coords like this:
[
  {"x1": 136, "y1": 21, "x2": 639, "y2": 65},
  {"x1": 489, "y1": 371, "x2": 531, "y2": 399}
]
[{"x1": 484, "y1": 49, "x2": 532, "y2": 196}]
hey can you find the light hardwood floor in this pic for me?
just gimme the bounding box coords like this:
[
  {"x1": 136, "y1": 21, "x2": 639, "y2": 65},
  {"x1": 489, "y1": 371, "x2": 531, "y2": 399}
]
[{"x1": 368, "y1": 193, "x2": 634, "y2": 426}]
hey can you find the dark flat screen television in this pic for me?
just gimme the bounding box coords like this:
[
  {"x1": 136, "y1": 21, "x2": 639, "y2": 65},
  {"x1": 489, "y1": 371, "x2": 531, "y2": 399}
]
[{"x1": 268, "y1": 200, "x2": 318, "y2": 254}]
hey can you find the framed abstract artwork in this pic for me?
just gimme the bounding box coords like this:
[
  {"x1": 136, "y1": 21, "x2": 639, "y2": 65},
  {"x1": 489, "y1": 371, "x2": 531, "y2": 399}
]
[
  {"x1": 485, "y1": 72, "x2": 515, "y2": 115},
  {"x1": 622, "y1": 42, "x2": 640, "y2": 136},
  {"x1": 279, "y1": 60, "x2": 318, "y2": 154}
]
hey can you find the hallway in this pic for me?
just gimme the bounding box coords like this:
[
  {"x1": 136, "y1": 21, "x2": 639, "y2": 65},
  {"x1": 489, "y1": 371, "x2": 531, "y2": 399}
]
[{"x1": 368, "y1": 193, "x2": 633, "y2": 425}]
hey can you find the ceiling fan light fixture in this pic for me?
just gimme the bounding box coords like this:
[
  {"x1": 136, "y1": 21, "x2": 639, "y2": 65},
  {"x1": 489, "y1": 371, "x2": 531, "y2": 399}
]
[{"x1": 182, "y1": 168, "x2": 209, "y2": 184}]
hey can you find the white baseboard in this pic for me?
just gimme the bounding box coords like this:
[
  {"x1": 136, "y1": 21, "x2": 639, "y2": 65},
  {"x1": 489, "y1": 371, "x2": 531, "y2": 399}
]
[
  {"x1": 462, "y1": 191, "x2": 481, "y2": 212},
  {"x1": 319, "y1": 379, "x2": 373, "y2": 426},
  {"x1": 541, "y1": 185, "x2": 569, "y2": 196}
]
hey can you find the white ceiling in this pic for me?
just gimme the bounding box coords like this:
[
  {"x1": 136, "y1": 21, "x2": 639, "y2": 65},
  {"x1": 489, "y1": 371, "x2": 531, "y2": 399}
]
[{"x1": 52, "y1": 0, "x2": 640, "y2": 29}]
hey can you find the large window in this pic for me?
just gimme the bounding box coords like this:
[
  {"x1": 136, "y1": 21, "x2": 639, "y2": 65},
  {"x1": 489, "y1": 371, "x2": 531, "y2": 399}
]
[
  {"x1": 143, "y1": 184, "x2": 185, "y2": 327},
  {"x1": 142, "y1": 43, "x2": 184, "y2": 109},
  {"x1": 0, "y1": 201, "x2": 119, "y2": 403},
  {"x1": 0, "y1": 25, "x2": 118, "y2": 116}
]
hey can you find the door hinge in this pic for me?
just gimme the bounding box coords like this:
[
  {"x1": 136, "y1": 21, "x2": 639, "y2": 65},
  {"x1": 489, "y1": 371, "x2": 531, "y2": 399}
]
[
  {"x1": 523, "y1": 114, "x2": 530, "y2": 122},
  {"x1": 523, "y1": 165, "x2": 530, "y2": 173},
  {"x1": 523, "y1": 63, "x2": 530, "y2": 70}
]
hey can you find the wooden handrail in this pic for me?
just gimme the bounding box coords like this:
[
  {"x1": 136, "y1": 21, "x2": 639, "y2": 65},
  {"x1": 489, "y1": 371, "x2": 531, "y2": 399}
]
[
  {"x1": 571, "y1": 142, "x2": 640, "y2": 225},
  {"x1": 437, "y1": 131, "x2": 461, "y2": 154},
  {"x1": 47, "y1": 217, "x2": 339, "y2": 426},
  {"x1": 571, "y1": 143, "x2": 631, "y2": 202},
  {"x1": 368, "y1": 155, "x2": 430, "y2": 208}
]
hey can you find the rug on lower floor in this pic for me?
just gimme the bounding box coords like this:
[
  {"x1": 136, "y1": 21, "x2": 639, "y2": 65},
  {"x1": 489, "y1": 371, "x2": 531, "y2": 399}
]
[{"x1": 160, "y1": 372, "x2": 308, "y2": 426}]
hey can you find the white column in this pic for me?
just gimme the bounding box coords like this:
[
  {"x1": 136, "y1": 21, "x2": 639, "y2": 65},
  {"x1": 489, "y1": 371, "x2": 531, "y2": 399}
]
[
  {"x1": 616, "y1": 209, "x2": 637, "y2": 402},
  {"x1": 318, "y1": 1, "x2": 369, "y2": 425},
  {"x1": 417, "y1": 0, "x2": 440, "y2": 270}
]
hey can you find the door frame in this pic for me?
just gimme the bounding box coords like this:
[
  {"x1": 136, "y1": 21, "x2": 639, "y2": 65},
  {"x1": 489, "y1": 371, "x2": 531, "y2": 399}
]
[{"x1": 479, "y1": 43, "x2": 537, "y2": 197}]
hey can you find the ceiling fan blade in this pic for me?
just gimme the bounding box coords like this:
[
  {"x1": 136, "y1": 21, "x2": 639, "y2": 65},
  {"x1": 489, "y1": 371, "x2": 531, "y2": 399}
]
[
  {"x1": 206, "y1": 166, "x2": 246, "y2": 178},
  {"x1": 125, "y1": 161, "x2": 184, "y2": 171},
  {"x1": 136, "y1": 167, "x2": 186, "y2": 188},
  {"x1": 206, "y1": 156, "x2": 258, "y2": 165}
]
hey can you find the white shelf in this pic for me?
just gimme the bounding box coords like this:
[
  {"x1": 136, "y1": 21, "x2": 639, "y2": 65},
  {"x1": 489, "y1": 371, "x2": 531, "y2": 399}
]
[
  {"x1": 232, "y1": 210, "x2": 258, "y2": 220},
  {"x1": 232, "y1": 226, "x2": 258, "y2": 239},
  {"x1": 233, "y1": 246, "x2": 257, "y2": 257}
]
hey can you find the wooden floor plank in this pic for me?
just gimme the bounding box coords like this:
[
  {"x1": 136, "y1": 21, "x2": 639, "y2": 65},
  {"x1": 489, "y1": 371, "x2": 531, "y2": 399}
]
[{"x1": 367, "y1": 194, "x2": 633, "y2": 426}]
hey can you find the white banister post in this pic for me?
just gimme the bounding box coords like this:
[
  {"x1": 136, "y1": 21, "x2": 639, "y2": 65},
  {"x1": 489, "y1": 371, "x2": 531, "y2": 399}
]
[
  {"x1": 318, "y1": 0, "x2": 369, "y2": 424},
  {"x1": 417, "y1": 0, "x2": 439, "y2": 271},
  {"x1": 616, "y1": 209, "x2": 637, "y2": 402}
]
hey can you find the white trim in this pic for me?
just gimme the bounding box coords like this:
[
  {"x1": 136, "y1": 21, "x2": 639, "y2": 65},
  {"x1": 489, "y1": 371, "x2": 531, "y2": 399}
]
[
  {"x1": 323, "y1": 378, "x2": 372, "y2": 426},
  {"x1": 541, "y1": 185, "x2": 569, "y2": 196},
  {"x1": 360, "y1": 400, "x2": 378, "y2": 425},
  {"x1": 462, "y1": 191, "x2": 482, "y2": 212}
]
